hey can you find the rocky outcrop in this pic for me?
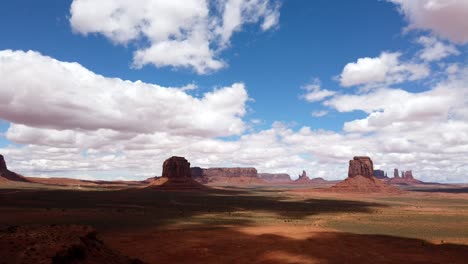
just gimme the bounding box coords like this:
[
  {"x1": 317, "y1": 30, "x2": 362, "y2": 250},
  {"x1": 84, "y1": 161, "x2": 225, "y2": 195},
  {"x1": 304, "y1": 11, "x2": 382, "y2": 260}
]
[
  {"x1": 294, "y1": 170, "x2": 313, "y2": 184},
  {"x1": 331, "y1": 156, "x2": 398, "y2": 193},
  {"x1": 0, "y1": 225, "x2": 143, "y2": 264},
  {"x1": 149, "y1": 157, "x2": 204, "y2": 190},
  {"x1": 388, "y1": 169, "x2": 421, "y2": 185},
  {"x1": 0, "y1": 154, "x2": 6, "y2": 170},
  {"x1": 162, "y1": 156, "x2": 191, "y2": 178},
  {"x1": 394, "y1": 168, "x2": 400, "y2": 178},
  {"x1": 404, "y1": 170, "x2": 414, "y2": 180},
  {"x1": 348, "y1": 156, "x2": 374, "y2": 179},
  {"x1": 0, "y1": 154, "x2": 29, "y2": 182},
  {"x1": 190, "y1": 167, "x2": 263, "y2": 185},
  {"x1": 258, "y1": 173, "x2": 292, "y2": 183}
]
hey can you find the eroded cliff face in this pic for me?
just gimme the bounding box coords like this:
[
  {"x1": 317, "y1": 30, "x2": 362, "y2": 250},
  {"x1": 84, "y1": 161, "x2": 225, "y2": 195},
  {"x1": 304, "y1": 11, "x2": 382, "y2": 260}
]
[
  {"x1": 348, "y1": 156, "x2": 374, "y2": 179},
  {"x1": 258, "y1": 173, "x2": 292, "y2": 183},
  {"x1": 0, "y1": 154, "x2": 29, "y2": 182},
  {"x1": 190, "y1": 167, "x2": 263, "y2": 184},
  {"x1": 331, "y1": 156, "x2": 399, "y2": 193},
  {"x1": 162, "y1": 156, "x2": 191, "y2": 178},
  {"x1": 0, "y1": 154, "x2": 7, "y2": 170}
]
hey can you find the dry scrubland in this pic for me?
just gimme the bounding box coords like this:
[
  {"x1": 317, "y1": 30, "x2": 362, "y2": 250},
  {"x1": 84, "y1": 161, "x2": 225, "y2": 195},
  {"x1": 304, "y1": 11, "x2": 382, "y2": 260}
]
[{"x1": 1, "y1": 183, "x2": 468, "y2": 263}]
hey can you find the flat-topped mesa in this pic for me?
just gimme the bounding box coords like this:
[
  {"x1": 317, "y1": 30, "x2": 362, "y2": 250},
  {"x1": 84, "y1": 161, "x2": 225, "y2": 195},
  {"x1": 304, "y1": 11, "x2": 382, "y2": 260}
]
[
  {"x1": 258, "y1": 173, "x2": 292, "y2": 183},
  {"x1": 0, "y1": 154, "x2": 6, "y2": 170},
  {"x1": 374, "y1": 169, "x2": 386, "y2": 179},
  {"x1": 348, "y1": 156, "x2": 374, "y2": 179},
  {"x1": 201, "y1": 167, "x2": 258, "y2": 178},
  {"x1": 394, "y1": 168, "x2": 400, "y2": 178},
  {"x1": 190, "y1": 167, "x2": 262, "y2": 184},
  {"x1": 162, "y1": 156, "x2": 191, "y2": 178}
]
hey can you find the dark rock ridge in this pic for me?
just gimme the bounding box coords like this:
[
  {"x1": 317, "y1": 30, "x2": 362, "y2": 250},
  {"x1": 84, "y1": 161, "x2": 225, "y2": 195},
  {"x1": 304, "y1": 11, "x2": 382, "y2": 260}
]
[
  {"x1": 348, "y1": 156, "x2": 374, "y2": 179},
  {"x1": 258, "y1": 173, "x2": 292, "y2": 183},
  {"x1": 162, "y1": 156, "x2": 191, "y2": 178},
  {"x1": 0, "y1": 154, "x2": 29, "y2": 182},
  {"x1": 190, "y1": 167, "x2": 263, "y2": 184},
  {"x1": 373, "y1": 169, "x2": 388, "y2": 179},
  {"x1": 0, "y1": 154, "x2": 6, "y2": 170}
]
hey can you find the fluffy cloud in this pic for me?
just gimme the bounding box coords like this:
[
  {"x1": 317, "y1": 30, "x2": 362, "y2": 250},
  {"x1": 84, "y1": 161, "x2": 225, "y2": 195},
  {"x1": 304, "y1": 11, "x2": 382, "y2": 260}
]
[
  {"x1": 322, "y1": 67, "x2": 468, "y2": 182},
  {"x1": 0, "y1": 50, "x2": 248, "y2": 138},
  {"x1": 339, "y1": 52, "x2": 430, "y2": 87},
  {"x1": 301, "y1": 79, "x2": 336, "y2": 102},
  {"x1": 390, "y1": 0, "x2": 468, "y2": 44},
  {"x1": 69, "y1": 0, "x2": 280, "y2": 74},
  {"x1": 417, "y1": 36, "x2": 460, "y2": 61},
  {"x1": 2, "y1": 50, "x2": 468, "y2": 183}
]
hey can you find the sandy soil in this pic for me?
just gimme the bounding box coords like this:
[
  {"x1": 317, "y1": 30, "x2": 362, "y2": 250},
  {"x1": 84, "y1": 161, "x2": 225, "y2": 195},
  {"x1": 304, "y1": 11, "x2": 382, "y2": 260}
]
[
  {"x1": 1, "y1": 183, "x2": 467, "y2": 263},
  {"x1": 103, "y1": 224, "x2": 468, "y2": 264}
]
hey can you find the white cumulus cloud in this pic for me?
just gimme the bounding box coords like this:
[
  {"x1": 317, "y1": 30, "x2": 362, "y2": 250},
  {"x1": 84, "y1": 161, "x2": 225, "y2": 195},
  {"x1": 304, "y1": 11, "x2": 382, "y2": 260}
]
[
  {"x1": 69, "y1": 0, "x2": 280, "y2": 74},
  {"x1": 0, "y1": 49, "x2": 248, "y2": 138},
  {"x1": 339, "y1": 52, "x2": 430, "y2": 87},
  {"x1": 390, "y1": 0, "x2": 468, "y2": 44}
]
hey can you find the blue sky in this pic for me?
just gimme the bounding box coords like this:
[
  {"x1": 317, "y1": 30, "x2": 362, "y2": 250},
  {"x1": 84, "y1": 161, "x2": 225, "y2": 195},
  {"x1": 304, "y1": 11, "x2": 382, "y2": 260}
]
[{"x1": 0, "y1": 0, "x2": 467, "y2": 183}]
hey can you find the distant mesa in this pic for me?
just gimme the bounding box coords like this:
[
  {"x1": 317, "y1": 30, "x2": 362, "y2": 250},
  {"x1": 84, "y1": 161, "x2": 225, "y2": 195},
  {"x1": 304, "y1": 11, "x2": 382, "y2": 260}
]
[
  {"x1": 0, "y1": 154, "x2": 29, "y2": 183},
  {"x1": 148, "y1": 156, "x2": 204, "y2": 190},
  {"x1": 388, "y1": 168, "x2": 422, "y2": 185},
  {"x1": 258, "y1": 173, "x2": 292, "y2": 183},
  {"x1": 190, "y1": 167, "x2": 264, "y2": 185},
  {"x1": 373, "y1": 169, "x2": 388, "y2": 179},
  {"x1": 331, "y1": 156, "x2": 399, "y2": 193}
]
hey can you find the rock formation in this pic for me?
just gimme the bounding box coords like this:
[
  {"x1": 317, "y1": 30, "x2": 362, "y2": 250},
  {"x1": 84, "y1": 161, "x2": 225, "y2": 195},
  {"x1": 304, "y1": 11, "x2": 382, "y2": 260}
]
[
  {"x1": 258, "y1": 173, "x2": 292, "y2": 183},
  {"x1": 0, "y1": 225, "x2": 143, "y2": 264},
  {"x1": 294, "y1": 170, "x2": 313, "y2": 184},
  {"x1": 373, "y1": 169, "x2": 387, "y2": 179},
  {"x1": 162, "y1": 156, "x2": 191, "y2": 178},
  {"x1": 148, "y1": 156, "x2": 204, "y2": 190},
  {"x1": 403, "y1": 170, "x2": 414, "y2": 180},
  {"x1": 0, "y1": 154, "x2": 29, "y2": 182},
  {"x1": 348, "y1": 156, "x2": 374, "y2": 179},
  {"x1": 190, "y1": 167, "x2": 263, "y2": 184},
  {"x1": 0, "y1": 154, "x2": 6, "y2": 170},
  {"x1": 388, "y1": 168, "x2": 421, "y2": 185},
  {"x1": 394, "y1": 168, "x2": 400, "y2": 178},
  {"x1": 331, "y1": 156, "x2": 399, "y2": 193}
]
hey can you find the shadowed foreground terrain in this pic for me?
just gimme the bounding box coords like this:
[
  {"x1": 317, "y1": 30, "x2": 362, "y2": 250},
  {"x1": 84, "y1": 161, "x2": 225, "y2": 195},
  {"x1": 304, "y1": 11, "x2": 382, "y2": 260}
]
[{"x1": 1, "y1": 184, "x2": 468, "y2": 263}]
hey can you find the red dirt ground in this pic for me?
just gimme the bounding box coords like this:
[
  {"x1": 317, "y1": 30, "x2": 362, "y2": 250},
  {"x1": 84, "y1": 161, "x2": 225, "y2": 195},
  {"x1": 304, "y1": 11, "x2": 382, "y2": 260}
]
[{"x1": 103, "y1": 225, "x2": 468, "y2": 264}]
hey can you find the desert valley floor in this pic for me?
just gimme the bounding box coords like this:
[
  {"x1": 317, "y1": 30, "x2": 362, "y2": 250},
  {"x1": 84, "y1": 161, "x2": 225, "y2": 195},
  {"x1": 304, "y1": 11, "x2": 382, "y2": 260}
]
[{"x1": 1, "y1": 180, "x2": 468, "y2": 264}]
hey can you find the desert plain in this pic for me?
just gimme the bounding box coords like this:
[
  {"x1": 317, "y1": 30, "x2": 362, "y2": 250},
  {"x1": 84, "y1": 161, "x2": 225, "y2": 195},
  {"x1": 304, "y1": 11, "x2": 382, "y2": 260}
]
[{"x1": 1, "y1": 159, "x2": 468, "y2": 264}]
